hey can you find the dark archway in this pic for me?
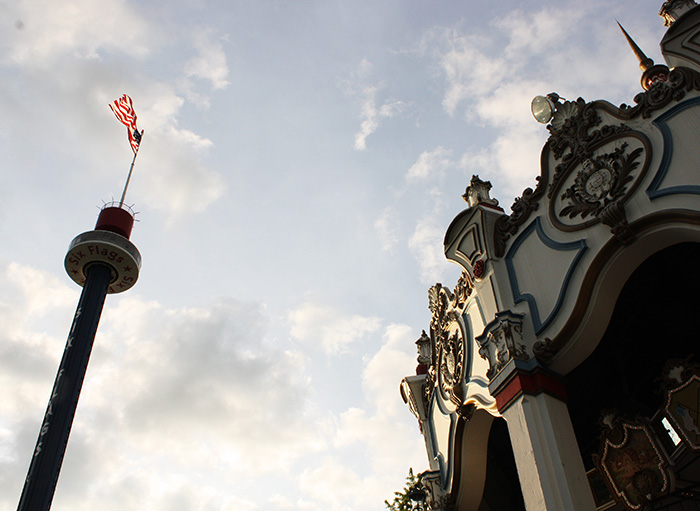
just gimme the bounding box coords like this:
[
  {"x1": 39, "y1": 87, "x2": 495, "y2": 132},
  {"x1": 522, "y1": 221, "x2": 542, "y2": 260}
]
[
  {"x1": 565, "y1": 242, "x2": 700, "y2": 508},
  {"x1": 567, "y1": 242, "x2": 700, "y2": 468},
  {"x1": 478, "y1": 418, "x2": 526, "y2": 511}
]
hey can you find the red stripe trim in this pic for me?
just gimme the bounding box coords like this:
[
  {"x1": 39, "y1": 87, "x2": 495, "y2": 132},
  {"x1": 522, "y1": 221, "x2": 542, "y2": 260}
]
[{"x1": 494, "y1": 370, "x2": 567, "y2": 411}]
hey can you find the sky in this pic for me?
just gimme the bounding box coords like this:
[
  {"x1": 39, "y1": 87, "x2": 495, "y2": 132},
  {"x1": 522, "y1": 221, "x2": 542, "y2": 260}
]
[{"x1": 0, "y1": 1, "x2": 670, "y2": 510}]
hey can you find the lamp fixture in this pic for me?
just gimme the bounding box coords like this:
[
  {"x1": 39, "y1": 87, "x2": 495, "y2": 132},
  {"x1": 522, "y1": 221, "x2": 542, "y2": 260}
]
[{"x1": 531, "y1": 93, "x2": 561, "y2": 124}]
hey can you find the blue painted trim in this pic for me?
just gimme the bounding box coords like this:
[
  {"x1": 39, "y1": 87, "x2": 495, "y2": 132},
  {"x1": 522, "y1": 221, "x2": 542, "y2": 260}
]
[
  {"x1": 426, "y1": 391, "x2": 458, "y2": 491},
  {"x1": 505, "y1": 218, "x2": 587, "y2": 335},
  {"x1": 473, "y1": 296, "x2": 486, "y2": 326},
  {"x1": 648, "y1": 96, "x2": 700, "y2": 199},
  {"x1": 460, "y1": 313, "x2": 473, "y2": 383}
]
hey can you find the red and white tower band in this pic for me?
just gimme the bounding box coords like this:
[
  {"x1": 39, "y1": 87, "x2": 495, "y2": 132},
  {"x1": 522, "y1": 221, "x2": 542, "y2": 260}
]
[{"x1": 17, "y1": 204, "x2": 141, "y2": 511}]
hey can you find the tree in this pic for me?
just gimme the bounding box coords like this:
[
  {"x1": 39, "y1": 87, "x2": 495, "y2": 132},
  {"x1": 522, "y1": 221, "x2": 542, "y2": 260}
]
[{"x1": 385, "y1": 468, "x2": 426, "y2": 511}]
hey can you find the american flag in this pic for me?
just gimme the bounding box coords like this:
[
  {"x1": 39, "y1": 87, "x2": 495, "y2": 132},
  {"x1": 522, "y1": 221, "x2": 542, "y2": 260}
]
[{"x1": 109, "y1": 94, "x2": 142, "y2": 154}]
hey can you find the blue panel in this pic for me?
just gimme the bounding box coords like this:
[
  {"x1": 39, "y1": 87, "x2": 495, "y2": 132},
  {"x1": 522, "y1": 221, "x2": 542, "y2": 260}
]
[
  {"x1": 648, "y1": 96, "x2": 700, "y2": 199},
  {"x1": 426, "y1": 392, "x2": 458, "y2": 491},
  {"x1": 459, "y1": 312, "x2": 473, "y2": 382},
  {"x1": 505, "y1": 218, "x2": 587, "y2": 335}
]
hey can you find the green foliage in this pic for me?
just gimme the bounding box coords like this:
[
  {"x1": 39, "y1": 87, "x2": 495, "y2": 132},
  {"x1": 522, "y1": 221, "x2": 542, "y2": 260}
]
[{"x1": 385, "y1": 468, "x2": 425, "y2": 511}]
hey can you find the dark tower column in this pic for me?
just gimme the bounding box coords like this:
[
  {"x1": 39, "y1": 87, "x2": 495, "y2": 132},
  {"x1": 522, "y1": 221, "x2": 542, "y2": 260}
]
[{"x1": 17, "y1": 205, "x2": 141, "y2": 511}]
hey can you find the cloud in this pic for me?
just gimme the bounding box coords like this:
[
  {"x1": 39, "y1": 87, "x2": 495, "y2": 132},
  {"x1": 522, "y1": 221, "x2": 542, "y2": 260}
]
[
  {"x1": 183, "y1": 29, "x2": 231, "y2": 91},
  {"x1": 0, "y1": 260, "x2": 426, "y2": 511},
  {"x1": 288, "y1": 302, "x2": 381, "y2": 356},
  {"x1": 374, "y1": 206, "x2": 399, "y2": 252},
  {"x1": 408, "y1": 214, "x2": 448, "y2": 285},
  {"x1": 406, "y1": 146, "x2": 453, "y2": 183},
  {"x1": 437, "y1": 31, "x2": 509, "y2": 116},
  {"x1": 295, "y1": 324, "x2": 426, "y2": 511},
  {"x1": 341, "y1": 59, "x2": 404, "y2": 150},
  {"x1": 497, "y1": 7, "x2": 582, "y2": 61},
  {"x1": 0, "y1": 278, "x2": 328, "y2": 510},
  {"x1": 2, "y1": 0, "x2": 153, "y2": 67},
  {"x1": 354, "y1": 86, "x2": 403, "y2": 150},
  {"x1": 96, "y1": 297, "x2": 323, "y2": 469}
]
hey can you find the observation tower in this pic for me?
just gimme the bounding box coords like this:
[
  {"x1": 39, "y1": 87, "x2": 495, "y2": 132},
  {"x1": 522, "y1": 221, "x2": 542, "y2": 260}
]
[{"x1": 16, "y1": 204, "x2": 141, "y2": 511}]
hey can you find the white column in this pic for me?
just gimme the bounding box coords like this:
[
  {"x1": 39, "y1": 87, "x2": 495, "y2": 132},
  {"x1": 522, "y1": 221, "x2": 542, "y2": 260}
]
[{"x1": 501, "y1": 392, "x2": 596, "y2": 511}]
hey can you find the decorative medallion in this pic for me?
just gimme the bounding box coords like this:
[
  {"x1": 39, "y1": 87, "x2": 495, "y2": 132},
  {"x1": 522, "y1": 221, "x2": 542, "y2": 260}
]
[
  {"x1": 438, "y1": 315, "x2": 465, "y2": 399},
  {"x1": 594, "y1": 414, "x2": 673, "y2": 510},
  {"x1": 550, "y1": 135, "x2": 650, "y2": 240},
  {"x1": 427, "y1": 276, "x2": 472, "y2": 403},
  {"x1": 559, "y1": 144, "x2": 639, "y2": 218}
]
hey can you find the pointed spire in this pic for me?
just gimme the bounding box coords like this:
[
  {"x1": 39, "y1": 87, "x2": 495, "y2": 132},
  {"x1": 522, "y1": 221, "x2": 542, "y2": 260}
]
[
  {"x1": 617, "y1": 21, "x2": 654, "y2": 71},
  {"x1": 617, "y1": 21, "x2": 670, "y2": 91}
]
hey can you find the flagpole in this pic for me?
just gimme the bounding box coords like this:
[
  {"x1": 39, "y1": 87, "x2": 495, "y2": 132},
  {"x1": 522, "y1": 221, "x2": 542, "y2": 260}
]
[{"x1": 119, "y1": 130, "x2": 143, "y2": 208}]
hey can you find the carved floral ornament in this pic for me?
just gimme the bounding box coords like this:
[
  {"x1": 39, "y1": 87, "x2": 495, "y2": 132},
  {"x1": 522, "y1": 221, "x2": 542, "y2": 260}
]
[
  {"x1": 549, "y1": 134, "x2": 650, "y2": 245},
  {"x1": 493, "y1": 67, "x2": 700, "y2": 257},
  {"x1": 476, "y1": 312, "x2": 528, "y2": 380},
  {"x1": 426, "y1": 273, "x2": 473, "y2": 403}
]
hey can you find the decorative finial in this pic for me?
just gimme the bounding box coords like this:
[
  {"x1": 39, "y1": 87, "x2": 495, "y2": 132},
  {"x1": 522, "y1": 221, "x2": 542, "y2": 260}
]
[
  {"x1": 415, "y1": 330, "x2": 431, "y2": 375},
  {"x1": 617, "y1": 22, "x2": 654, "y2": 71},
  {"x1": 659, "y1": 0, "x2": 698, "y2": 27},
  {"x1": 462, "y1": 175, "x2": 499, "y2": 208},
  {"x1": 617, "y1": 22, "x2": 670, "y2": 90}
]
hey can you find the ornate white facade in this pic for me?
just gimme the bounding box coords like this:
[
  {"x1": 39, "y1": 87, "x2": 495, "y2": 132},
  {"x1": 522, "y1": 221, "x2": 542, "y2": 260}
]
[{"x1": 401, "y1": 2, "x2": 700, "y2": 510}]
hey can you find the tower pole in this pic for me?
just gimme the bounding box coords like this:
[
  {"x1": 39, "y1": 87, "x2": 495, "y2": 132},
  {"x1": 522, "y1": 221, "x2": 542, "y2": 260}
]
[
  {"x1": 17, "y1": 205, "x2": 141, "y2": 511},
  {"x1": 118, "y1": 130, "x2": 143, "y2": 208}
]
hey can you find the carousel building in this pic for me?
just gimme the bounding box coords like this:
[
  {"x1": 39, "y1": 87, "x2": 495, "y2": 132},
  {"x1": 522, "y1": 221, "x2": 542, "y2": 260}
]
[{"x1": 401, "y1": 1, "x2": 700, "y2": 509}]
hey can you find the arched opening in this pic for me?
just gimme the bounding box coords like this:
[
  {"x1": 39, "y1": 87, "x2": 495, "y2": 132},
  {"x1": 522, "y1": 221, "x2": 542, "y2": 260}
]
[
  {"x1": 478, "y1": 418, "x2": 526, "y2": 510},
  {"x1": 566, "y1": 242, "x2": 700, "y2": 508}
]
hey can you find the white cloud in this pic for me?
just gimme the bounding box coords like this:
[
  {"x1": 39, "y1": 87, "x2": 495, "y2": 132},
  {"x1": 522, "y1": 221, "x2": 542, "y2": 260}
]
[
  {"x1": 374, "y1": 206, "x2": 399, "y2": 252},
  {"x1": 0, "y1": 280, "x2": 329, "y2": 510},
  {"x1": 0, "y1": 261, "x2": 426, "y2": 511},
  {"x1": 4, "y1": 262, "x2": 75, "y2": 319},
  {"x1": 184, "y1": 29, "x2": 231, "y2": 91},
  {"x1": 497, "y1": 7, "x2": 582, "y2": 61},
  {"x1": 408, "y1": 216, "x2": 447, "y2": 285},
  {"x1": 288, "y1": 302, "x2": 381, "y2": 356},
  {"x1": 354, "y1": 86, "x2": 403, "y2": 150},
  {"x1": 361, "y1": 324, "x2": 418, "y2": 417},
  {"x1": 297, "y1": 324, "x2": 426, "y2": 511},
  {"x1": 3, "y1": 0, "x2": 153, "y2": 67},
  {"x1": 434, "y1": 29, "x2": 508, "y2": 117},
  {"x1": 341, "y1": 59, "x2": 404, "y2": 150},
  {"x1": 406, "y1": 146, "x2": 453, "y2": 183}
]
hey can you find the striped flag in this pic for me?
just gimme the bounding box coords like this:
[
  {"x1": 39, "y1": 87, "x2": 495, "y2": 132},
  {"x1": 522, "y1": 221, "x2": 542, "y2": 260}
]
[{"x1": 109, "y1": 94, "x2": 142, "y2": 154}]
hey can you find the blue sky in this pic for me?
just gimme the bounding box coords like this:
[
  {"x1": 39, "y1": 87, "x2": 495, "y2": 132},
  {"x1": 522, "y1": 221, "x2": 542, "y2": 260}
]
[{"x1": 0, "y1": 1, "x2": 669, "y2": 510}]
